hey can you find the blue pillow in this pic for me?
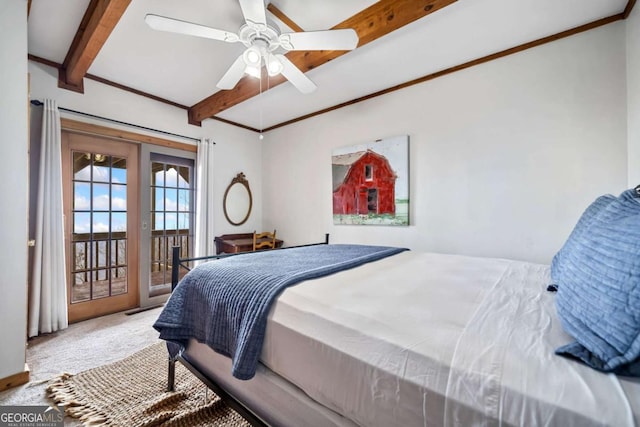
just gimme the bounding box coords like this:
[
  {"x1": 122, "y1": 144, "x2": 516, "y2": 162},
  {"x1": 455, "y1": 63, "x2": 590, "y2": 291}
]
[
  {"x1": 554, "y1": 188, "x2": 640, "y2": 375},
  {"x1": 550, "y1": 194, "x2": 616, "y2": 285}
]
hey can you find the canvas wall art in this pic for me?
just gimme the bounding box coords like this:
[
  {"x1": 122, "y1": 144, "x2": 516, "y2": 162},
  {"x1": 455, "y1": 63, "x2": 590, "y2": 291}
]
[{"x1": 332, "y1": 135, "x2": 409, "y2": 225}]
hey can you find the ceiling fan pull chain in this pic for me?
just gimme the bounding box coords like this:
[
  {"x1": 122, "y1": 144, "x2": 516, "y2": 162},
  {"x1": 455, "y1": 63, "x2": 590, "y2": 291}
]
[{"x1": 259, "y1": 70, "x2": 264, "y2": 140}]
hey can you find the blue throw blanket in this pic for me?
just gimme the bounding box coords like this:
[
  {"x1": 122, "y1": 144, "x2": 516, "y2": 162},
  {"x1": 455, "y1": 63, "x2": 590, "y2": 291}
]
[{"x1": 154, "y1": 244, "x2": 408, "y2": 380}]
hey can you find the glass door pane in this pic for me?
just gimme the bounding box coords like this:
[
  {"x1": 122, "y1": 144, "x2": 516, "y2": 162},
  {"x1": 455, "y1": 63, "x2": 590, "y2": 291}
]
[
  {"x1": 71, "y1": 153, "x2": 129, "y2": 303},
  {"x1": 149, "y1": 156, "x2": 194, "y2": 296}
]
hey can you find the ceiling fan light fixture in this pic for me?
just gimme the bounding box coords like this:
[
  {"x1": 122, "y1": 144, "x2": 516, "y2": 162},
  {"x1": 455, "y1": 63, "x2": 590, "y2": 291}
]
[
  {"x1": 243, "y1": 46, "x2": 262, "y2": 67},
  {"x1": 245, "y1": 65, "x2": 261, "y2": 79},
  {"x1": 267, "y1": 53, "x2": 283, "y2": 76}
]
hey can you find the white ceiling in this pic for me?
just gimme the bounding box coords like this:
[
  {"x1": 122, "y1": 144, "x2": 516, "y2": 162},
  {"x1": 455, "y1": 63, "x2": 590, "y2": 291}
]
[{"x1": 28, "y1": 0, "x2": 628, "y2": 131}]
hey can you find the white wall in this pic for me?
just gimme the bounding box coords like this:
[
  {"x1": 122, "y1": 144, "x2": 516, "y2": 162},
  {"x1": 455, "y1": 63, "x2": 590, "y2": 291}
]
[
  {"x1": 263, "y1": 23, "x2": 628, "y2": 264},
  {"x1": 0, "y1": 1, "x2": 28, "y2": 379},
  {"x1": 628, "y1": 5, "x2": 640, "y2": 187},
  {"x1": 28, "y1": 62, "x2": 264, "y2": 237}
]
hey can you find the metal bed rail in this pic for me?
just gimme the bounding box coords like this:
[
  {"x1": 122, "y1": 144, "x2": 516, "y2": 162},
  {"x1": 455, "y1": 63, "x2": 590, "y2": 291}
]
[
  {"x1": 165, "y1": 234, "x2": 330, "y2": 426},
  {"x1": 170, "y1": 233, "x2": 330, "y2": 291}
]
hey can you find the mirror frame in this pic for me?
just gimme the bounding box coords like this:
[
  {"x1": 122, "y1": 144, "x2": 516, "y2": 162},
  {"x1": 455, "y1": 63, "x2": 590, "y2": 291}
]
[{"x1": 223, "y1": 172, "x2": 253, "y2": 226}]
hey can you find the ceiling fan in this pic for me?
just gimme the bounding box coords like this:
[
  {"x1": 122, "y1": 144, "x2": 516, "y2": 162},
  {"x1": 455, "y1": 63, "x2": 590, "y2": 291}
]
[{"x1": 145, "y1": 0, "x2": 359, "y2": 94}]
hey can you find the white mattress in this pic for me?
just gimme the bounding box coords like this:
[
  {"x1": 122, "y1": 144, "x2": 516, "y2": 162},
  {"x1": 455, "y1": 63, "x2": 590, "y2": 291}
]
[{"x1": 186, "y1": 251, "x2": 640, "y2": 427}]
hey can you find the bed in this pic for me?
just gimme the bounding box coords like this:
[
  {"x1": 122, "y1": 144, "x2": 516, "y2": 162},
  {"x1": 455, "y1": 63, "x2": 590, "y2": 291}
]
[{"x1": 155, "y1": 237, "x2": 640, "y2": 427}]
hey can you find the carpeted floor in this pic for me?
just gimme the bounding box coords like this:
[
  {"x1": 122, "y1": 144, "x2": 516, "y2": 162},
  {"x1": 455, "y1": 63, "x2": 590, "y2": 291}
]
[{"x1": 0, "y1": 306, "x2": 169, "y2": 424}]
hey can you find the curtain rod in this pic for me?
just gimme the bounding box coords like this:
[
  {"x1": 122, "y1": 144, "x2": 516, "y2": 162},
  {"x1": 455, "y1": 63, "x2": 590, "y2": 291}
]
[{"x1": 30, "y1": 100, "x2": 209, "y2": 144}]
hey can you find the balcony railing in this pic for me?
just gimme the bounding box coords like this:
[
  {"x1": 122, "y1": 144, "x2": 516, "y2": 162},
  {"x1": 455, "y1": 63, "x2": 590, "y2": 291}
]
[
  {"x1": 70, "y1": 229, "x2": 192, "y2": 302},
  {"x1": 150, "y1": 229, "x2": 192, "y2": 288},
  {"x1": 71, "y1": 231, "x2": 128, "y2": 303}
]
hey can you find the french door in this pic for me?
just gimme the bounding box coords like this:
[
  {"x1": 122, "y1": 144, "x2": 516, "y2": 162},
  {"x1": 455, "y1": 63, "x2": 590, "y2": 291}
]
[
  {"x1": 148, "y1": 154, "x2": 194, "y2": 296},
  {"x1": 139, "y1": 148, "x2": 196, "y2": 305},
  {"x1": 61, "y1": 132, "x2": 139, "y2": 322}
]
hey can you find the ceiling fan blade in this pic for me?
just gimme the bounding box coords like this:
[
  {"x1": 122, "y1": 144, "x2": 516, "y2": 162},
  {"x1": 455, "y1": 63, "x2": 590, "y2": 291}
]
[
  {"x1": 239, "y1": 0, "x2": 267, "y2": 29},
  {"x1": 216, "y1": 54, "x2": 248, "y2": 90},
  {"x1": 145, "y1": 14, "x2": 239, "y2": 43},
  {"x1": 277, "y1": 54, "x2": 317, "y2": 94},
  {"x1": 279, "y1": 29, "x2": 359, "y2": 51}
]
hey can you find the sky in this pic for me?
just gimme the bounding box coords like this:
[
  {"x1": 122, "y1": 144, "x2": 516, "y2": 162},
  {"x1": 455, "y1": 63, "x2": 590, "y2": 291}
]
[{"x1": 73, "y1": 162, "x2": 190, "y2": 234}]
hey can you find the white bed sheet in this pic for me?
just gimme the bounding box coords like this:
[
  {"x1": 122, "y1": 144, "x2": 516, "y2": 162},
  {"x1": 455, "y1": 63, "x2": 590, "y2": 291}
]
[
  {"x1": 186, "y1": 340, "x2": 358, "y2": 427},
  {"x1": 188, "y1": 251, "x2": 640, "y2": 427}
]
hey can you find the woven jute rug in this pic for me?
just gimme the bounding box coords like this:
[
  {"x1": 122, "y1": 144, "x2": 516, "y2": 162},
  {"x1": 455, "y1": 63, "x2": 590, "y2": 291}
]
[{"x1": 46, "y1": 342, "x2": 250, "y2": 427}]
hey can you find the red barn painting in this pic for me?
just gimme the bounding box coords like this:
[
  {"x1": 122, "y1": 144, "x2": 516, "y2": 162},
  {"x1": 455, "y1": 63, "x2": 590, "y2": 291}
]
[{"x1": 332, "y1": 149, "x2": 397, "y2": 215}]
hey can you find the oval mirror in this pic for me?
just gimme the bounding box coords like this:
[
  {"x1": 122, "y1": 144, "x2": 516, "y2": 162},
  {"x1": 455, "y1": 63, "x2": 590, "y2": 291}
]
[{"x1": 223, "y1": 172, "x2": 252, "y2": 226}]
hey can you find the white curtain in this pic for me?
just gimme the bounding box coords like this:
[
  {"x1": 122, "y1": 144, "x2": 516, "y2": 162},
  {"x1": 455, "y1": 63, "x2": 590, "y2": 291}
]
[
  {"x1": 29, "y1": 99, "x2": 68, "y2": 337},
  {"x1": 194, "y1": 138, "x2": 216, "y2": 258}
]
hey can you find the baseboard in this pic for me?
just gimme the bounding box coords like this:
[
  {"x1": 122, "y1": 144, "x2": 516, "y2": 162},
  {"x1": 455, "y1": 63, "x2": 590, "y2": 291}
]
[
  {"x1": 0, "y1": 364, "x2": 30, "y2": 392},
  {"x1": 125, "y1": 304, "x2": 164, "y2": 316}
]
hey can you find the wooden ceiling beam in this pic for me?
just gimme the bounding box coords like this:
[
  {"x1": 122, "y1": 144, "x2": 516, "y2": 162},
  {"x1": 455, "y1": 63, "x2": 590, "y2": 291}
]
[
  {"x1": 188, "y1": 0, "x2": 457, "y2": 126},
  {"x1": 267, "y1": 3, "x2": 305, "y2": 33},
  {"x1": 624, "y1": 0, "x2": 637, "y2": 18},
  {"x1": 58, "y1": 0, "x2": 131, "y2": 93}
]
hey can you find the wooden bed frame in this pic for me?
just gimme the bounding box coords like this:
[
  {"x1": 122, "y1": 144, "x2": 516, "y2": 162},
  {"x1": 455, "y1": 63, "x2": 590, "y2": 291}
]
[{"x1": 166, "y1": 234, "x2": 331, "y2": 426}]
